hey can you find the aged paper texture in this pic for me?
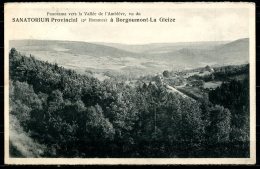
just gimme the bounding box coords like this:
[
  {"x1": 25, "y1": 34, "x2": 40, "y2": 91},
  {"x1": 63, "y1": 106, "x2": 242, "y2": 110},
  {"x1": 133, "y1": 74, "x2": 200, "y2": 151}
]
[{"x1": 4, "y1": 2, "x2": 256, "y2": 165}]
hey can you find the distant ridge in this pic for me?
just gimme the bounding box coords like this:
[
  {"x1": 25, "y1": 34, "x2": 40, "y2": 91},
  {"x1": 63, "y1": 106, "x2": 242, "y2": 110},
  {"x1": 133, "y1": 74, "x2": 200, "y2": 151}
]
[
  {"x1": 10, "y1": 38, "x2": 249, "y2": 75},
  {"x1": 10, "y1": 39, "x2": 140, "y2": 58}
]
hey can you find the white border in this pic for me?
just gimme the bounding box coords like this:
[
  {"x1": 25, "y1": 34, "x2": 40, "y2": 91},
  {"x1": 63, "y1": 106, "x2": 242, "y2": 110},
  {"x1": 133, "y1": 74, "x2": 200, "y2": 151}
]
[{"x1": 4, "y1": 2, "x2": 256, "y2": 165}]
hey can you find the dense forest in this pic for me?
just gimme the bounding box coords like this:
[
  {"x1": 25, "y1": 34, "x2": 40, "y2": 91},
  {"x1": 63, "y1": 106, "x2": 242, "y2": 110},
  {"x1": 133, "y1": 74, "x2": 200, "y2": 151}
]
[{"x1": 9, "y1": 48, "x2": 249, "y2": 158}]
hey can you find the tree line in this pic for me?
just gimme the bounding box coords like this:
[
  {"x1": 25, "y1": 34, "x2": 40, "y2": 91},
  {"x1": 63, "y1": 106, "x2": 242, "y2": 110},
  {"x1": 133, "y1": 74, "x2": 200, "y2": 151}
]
[{"x1": 9, "y1": 48, "x2": 249, "y2": 157}]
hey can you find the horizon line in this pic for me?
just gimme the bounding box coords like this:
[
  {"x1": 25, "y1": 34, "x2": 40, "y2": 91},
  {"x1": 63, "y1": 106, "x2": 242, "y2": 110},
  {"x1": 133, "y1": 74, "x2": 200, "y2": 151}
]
[{"x1": 9, "y1": 37, "x2": 249, "y2": 45}]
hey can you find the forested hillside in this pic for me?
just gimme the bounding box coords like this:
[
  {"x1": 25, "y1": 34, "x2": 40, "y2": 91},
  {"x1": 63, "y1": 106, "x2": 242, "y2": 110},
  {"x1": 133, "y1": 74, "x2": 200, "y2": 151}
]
[
  {"x1": 9, "y1": 48, "x2": 249, "y2": 158},
  {"x1": 10, "y1": 38, "x2": 249, "y2": 76}
]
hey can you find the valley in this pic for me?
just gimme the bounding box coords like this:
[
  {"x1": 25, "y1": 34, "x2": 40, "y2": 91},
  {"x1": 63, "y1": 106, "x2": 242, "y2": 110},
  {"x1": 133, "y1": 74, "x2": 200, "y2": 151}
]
[{"x1": 10, "y1": 38, "x2": 249, "y2": 79}]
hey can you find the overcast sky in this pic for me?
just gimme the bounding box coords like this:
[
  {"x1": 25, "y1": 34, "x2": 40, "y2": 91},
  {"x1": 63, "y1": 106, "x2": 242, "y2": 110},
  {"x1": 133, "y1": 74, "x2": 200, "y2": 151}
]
[{"x1": 5, "y1": 3, "x2": 253, "y2": 44}]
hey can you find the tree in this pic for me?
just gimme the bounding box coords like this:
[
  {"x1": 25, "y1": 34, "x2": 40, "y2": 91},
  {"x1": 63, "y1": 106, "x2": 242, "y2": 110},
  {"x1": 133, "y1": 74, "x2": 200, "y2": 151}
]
[
  {"x1": 10, "y1": 81, "x2": 43, "y2": 127},
  {"x1": 208, "y1": 79, "x2": 249, "y2": 153},
  {"x1": 163, "y1": 70, "x2": 170, "y2": 78},
  {"x1": 47, "y1": 90, "x2": 64, "y2": 112},
  {"x1": 204, "y1": 105, "x2": 231, "y2": 157},
  {"x1": 208, "y1": 105, "x2": 231, "y2": 143},
  {"x1": 86, "y1": 104, "x2": 115, "y2": 141},
  {"x1": 9, "y1": 48, "x2": 249, "y2": 158}
]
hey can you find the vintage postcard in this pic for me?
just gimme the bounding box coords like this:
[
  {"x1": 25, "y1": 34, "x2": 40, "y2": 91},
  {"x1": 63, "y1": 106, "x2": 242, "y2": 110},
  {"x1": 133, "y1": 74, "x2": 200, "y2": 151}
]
[{"x1": 4, "y1": 2, "x2": 256, "y2": 165}]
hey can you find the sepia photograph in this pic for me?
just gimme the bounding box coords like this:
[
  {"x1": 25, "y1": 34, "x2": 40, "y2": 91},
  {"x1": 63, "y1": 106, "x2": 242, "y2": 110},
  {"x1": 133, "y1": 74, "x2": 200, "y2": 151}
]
[{"x1": 4, "y1": 2, "x2": 256, "y2": 165}]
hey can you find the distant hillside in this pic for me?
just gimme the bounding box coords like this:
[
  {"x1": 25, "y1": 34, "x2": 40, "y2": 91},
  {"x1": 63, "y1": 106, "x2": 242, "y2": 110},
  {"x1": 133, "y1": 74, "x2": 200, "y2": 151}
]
[
  {"x1": 216, "y1": 38, "x2": 249, "y2": 52},
  {"x1": 10, "y1": 40, "x2": 139, "y2": 58},
  {"x1": 9, "y1": 38, "x2": 249, "y2": 76},
  {"x1": 212, "y1": 38, "x2": 249, "y2": 64},
  {"x1": 145, "y1": 38, "x2": 249, "y2": 67},
  {"x1": 96, "y1": 41, "x2": 228, "y2": 53}
]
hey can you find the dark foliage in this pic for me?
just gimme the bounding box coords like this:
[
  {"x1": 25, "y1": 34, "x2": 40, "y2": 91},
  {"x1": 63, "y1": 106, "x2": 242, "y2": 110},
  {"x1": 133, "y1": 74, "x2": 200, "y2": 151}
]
[{"x1": 9, "y1": 48, "x2": 249, "y2": 157}]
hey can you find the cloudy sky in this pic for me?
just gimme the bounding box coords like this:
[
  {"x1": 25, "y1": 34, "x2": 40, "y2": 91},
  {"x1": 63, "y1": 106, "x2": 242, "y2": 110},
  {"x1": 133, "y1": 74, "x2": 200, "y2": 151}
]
[{"x1": 5, "y1": 2, "x2": 254, "y2": 44}]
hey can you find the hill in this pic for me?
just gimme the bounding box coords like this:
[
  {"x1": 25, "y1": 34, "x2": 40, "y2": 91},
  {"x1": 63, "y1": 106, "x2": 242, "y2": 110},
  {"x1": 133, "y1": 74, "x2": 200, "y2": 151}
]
[
  {"x1": 10, "y1": 38, "x2": 249, "y2": 76},
  {"x1": 95, "y1": 41, "x2": 227, "y2": 53},
  {"x1": 9, "y1": 48, "x2": 250, "y2": 158}
]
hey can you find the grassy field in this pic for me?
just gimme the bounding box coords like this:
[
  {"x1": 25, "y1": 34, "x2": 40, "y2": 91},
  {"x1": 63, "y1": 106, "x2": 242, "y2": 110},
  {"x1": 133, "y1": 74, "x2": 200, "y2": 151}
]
[
  {"x1": 203, "y1": 81, "x2": 222, "y2": 89},
  {"x1": 10, "y1": 38, "x2": 249, "y2": 78},
  {"x1": 176, "y1": 86, "x2": 205, "y2": 100}
]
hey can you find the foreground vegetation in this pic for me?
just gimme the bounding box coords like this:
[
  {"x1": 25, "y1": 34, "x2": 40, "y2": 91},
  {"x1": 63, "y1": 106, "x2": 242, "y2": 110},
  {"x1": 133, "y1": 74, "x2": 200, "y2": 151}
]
[{"x1": 9, "y1": 48, "x2": 249, "y2": 157}]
